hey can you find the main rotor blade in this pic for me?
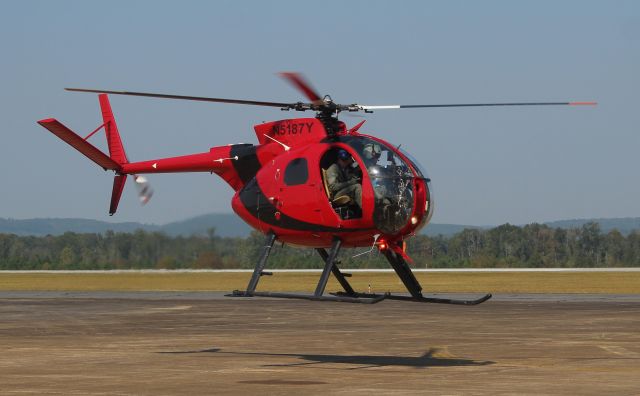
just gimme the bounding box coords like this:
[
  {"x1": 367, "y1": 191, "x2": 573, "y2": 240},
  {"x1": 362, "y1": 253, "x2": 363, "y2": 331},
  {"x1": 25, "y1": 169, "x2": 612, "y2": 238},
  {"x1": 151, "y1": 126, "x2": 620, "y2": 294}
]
[
  {"x1": 65, "y1": 88, "x2": 294, "y2": 108},
  {"x1": 278, "y1": 72, "x2": 323, "y2": 103},
  {"x1": 358, "y1": 101, "x2": 597, "y2": 110}
]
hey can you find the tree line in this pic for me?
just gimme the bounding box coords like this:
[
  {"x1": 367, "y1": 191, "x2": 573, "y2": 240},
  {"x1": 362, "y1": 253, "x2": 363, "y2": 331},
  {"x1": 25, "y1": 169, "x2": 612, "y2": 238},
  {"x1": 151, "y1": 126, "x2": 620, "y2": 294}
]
[{"x1": 0, "y1": 222, "x2": 638, "y2": 270}]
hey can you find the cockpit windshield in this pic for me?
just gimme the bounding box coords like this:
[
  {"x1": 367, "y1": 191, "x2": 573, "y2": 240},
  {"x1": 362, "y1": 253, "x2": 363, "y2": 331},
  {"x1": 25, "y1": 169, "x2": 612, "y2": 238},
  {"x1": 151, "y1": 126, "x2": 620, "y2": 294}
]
[
  {"x1": 343, "y1": 136, "x2": 415, "y2": 234},
  {"x1": 399, "y1": 146, "x2": 434, "y2": 225},
  {"x1": 398, "y1": 147, "x2": 427, "y2": 179}
]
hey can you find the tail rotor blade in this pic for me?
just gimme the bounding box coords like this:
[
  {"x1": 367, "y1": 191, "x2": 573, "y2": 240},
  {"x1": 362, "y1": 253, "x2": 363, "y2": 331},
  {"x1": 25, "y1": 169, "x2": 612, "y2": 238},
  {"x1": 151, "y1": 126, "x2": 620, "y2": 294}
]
[{"x1": 134, "y1": 175, "x2": 153, "y2": 205}]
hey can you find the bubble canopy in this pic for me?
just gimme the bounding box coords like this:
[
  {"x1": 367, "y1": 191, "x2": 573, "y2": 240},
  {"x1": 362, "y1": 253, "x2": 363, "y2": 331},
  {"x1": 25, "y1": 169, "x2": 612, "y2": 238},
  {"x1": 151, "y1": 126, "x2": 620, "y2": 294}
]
[{"x1": 341, "y1": 136, "x2": 428, "y2": 234}]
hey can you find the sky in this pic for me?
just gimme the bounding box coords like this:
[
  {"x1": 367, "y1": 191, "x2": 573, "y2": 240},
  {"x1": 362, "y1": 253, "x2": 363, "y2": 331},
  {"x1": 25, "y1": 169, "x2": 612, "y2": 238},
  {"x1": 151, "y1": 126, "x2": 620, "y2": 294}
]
[{"x1": 0, "y1": 0, "x2": 638, "y2": 226}]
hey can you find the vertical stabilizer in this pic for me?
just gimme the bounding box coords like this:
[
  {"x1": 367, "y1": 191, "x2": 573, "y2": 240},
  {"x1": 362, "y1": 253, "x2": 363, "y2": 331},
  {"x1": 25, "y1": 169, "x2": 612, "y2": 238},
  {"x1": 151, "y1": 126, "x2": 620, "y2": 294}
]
[{"x1": 99, "y1": 94, "x2": 129, "y2": 165}]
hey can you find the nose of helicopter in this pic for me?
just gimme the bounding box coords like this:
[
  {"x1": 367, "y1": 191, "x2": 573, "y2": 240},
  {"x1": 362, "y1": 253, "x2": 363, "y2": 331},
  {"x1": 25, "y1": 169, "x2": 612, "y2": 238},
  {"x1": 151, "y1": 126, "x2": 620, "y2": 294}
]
[
  {"x1": 410, "y1": 176, "x2": 433, "y2": 234},
  {"x1": 368, "y1": 162, "x2": 433, "y2": 237}
]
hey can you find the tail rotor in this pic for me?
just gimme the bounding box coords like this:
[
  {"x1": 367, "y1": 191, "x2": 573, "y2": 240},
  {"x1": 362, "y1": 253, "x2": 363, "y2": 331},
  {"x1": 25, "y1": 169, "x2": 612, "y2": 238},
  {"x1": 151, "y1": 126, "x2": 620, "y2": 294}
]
[{"x1": 133, "y1": 175, "x2": 153, "y2": 205}]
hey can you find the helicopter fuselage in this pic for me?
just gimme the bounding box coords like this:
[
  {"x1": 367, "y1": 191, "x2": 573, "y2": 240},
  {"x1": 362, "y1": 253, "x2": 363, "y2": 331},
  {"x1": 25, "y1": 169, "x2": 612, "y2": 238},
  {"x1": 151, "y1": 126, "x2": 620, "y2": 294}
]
[{"x1": 227, "y1": 118, "x2": 433, "y2": 248}]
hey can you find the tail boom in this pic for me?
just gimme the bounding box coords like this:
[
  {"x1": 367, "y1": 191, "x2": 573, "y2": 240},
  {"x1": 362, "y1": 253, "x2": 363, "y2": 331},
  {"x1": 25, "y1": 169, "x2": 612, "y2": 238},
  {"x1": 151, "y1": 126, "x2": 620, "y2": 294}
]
[
  {"x1": 120, "y1": 144, "x2": 266, "y2": 192},
  {"x1": 121, "y1": 150, "x2": 225, "y2": 174}
]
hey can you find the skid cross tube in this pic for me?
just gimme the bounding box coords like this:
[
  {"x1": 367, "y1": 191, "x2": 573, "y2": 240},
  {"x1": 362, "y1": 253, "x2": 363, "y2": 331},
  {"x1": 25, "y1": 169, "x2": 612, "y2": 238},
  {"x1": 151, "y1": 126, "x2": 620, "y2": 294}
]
[
  {"x1": 245, "y1": 231, "x2": 276, "y2": 295},
  {"x1": 316, "y1": 247, "x2": 355, "y2": 296},
  {"x1": 314, "y1": 238, "x2": 342, "y2": 297}
]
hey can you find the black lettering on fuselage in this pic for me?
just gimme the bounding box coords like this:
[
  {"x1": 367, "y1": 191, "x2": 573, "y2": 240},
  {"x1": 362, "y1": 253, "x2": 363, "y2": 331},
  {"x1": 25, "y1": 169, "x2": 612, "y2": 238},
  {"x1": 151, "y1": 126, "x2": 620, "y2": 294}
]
[{"x1": 270, "y1": 122, "x2": 314, "y2": 136}]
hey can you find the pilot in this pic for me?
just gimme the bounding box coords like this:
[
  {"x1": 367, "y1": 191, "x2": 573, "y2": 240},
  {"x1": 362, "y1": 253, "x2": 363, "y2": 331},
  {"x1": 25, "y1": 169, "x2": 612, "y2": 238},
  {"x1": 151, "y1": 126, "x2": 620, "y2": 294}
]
[
  {"x1": 326, "y1": 149, "x2": 362, "y2": 209},
  {"x1": 362, "y1": 143, "x2": 382, "y2": 167}
]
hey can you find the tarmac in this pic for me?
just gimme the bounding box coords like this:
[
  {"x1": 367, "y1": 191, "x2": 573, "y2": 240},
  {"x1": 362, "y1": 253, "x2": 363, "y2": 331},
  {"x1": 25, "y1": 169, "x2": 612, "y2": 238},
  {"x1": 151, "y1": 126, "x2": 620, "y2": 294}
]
[{"x1": 1, "y1": 292, "x2": 639, "y2": 395}]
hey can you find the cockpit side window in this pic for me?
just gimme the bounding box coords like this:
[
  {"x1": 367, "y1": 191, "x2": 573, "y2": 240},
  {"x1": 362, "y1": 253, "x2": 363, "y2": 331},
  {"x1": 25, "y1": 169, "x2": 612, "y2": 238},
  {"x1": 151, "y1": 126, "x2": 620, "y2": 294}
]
[{"x1": 284, "y1": 158, "x2": 309, "y2": 186}]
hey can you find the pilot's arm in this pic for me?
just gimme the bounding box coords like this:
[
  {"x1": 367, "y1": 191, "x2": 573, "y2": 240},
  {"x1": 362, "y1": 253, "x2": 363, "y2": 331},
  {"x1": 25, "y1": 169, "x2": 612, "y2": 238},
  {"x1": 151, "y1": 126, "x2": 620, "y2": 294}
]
[{"x1": 326, "y1": 163, "x2": 356, "y2": 195}]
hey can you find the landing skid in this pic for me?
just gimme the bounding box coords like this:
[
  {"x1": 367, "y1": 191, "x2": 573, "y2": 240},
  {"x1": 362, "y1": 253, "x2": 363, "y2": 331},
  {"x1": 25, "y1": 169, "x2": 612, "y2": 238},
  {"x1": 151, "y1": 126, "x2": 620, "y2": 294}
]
[
  {"x1": 228, "y1": 290, "x2": 386, "y2": 304},
  {"x1": 228, "y1": 233, "x2": 491, "y2": 306},
  {"x1": 332, "y1": 292, "x2": 492, "y2": 305},
  {"x1": 228, "y1": 290, "x2": 491, "y2": 305}
]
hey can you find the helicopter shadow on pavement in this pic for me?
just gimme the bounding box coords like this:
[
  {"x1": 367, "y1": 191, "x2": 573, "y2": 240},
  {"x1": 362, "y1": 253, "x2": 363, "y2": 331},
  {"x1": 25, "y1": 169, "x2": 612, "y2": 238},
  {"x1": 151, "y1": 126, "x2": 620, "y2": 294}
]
[{"x1": 158, "y1": 347, "x2": 494, "y2": 370}]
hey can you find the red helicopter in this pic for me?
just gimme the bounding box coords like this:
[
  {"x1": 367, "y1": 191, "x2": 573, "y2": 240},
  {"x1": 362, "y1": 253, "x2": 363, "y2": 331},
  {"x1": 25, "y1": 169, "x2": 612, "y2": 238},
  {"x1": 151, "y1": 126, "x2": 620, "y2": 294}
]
[{"x1": 38, "y1": 73, "x2": 595, "y2": 305}]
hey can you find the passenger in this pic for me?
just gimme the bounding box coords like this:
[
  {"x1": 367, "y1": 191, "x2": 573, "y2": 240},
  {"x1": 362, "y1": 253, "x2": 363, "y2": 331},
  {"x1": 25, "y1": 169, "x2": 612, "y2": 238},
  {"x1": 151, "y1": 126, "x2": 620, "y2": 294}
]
[
  {"x1": 362, "y1": 143, "x2": 388, "y2": 203},
  {"x1": 326, "y1": 149, "x2": 362, "y2": 209}
]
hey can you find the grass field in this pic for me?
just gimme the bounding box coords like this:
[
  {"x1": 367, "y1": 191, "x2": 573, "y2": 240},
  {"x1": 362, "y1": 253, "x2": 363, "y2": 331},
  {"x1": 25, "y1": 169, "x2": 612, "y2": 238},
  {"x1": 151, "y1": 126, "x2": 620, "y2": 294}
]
[{"x1": 1, "y1": 271, "x2": 639, "y2": 294}]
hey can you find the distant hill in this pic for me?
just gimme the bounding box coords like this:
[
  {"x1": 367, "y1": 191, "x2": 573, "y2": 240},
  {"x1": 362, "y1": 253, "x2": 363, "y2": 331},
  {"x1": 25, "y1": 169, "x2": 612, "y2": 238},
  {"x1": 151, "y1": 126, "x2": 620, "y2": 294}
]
[
  {"x1": 1, "y1": 215, "x2": 638, "y2": 238},
  {"x1": 0, "y1": 214, "x2": 249, "y2": 238},
  {"x1": 0, "y1": 215, "x2": 479, "y2": 238},
  {"x1": 0, "y1": 217, "x2": 159, "y2": 236},
  {"x1": 160, "y1": 213, "x2": 250, "y2": 238},
  {"x1": 543, "y1": 218, "x2": 640, "y2": 235}
]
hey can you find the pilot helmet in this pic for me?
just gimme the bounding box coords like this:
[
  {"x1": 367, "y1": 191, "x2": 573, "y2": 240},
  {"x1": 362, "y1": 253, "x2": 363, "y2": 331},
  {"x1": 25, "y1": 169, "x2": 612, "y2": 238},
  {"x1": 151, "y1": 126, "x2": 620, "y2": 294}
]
[
  {"x1": 363, "y1": 143, "x2": 381, "y2": 160},
  {"x1": 337, "y1": 149, "x2": 351, "y2": 160}
]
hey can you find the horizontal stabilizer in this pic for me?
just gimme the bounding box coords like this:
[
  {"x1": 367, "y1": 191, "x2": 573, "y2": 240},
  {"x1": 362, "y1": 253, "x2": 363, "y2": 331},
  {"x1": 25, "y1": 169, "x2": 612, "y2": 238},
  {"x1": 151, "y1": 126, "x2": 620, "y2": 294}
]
[{"x1": 38, "y1": 118, "x2": 121, "y2": 171}]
